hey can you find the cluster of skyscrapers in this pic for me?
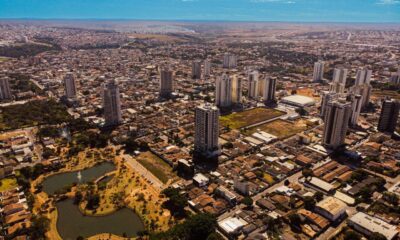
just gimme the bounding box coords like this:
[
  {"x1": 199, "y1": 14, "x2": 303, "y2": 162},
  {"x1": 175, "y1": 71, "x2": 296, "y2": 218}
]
[{"x1": 320, "y1": 64, "x2": 399, "y2": 150}]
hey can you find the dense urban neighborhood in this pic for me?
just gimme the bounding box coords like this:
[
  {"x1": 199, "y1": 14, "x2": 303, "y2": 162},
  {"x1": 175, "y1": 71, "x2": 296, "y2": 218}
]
[{"x1": 0, "y1": 20, "x2": 400, "y2": 240}]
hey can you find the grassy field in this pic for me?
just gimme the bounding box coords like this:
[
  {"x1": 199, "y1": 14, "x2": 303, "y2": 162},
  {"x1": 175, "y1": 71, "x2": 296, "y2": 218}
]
[
  {"x1": 136, "y1": 151, "x2": 176, "y2": 184},
  {"x1": 0, "y1": 177, "x2": 18, "y2": 192},
  {"x1": 220, "y1": 108, "x2": 286, "y2": 129},
  {"x1": 244, "y1": 119, "x2": 308, "y2": 139}
]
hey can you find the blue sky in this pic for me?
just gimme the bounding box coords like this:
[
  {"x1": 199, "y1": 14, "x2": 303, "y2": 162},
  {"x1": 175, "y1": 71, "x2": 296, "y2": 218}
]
[{"x1": 0, "y1": 0, "x2": 399, "y2": 22}]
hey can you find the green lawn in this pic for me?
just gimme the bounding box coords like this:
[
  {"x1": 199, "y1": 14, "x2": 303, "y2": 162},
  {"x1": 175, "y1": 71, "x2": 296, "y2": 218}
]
[
  {"x1": 136, "y1": 152, "x2": 176, "y2": 184},
  {"x1": 0, "y1": 178, "x2": 18, "y2": 192},
  {"x1": 220, "y1": 108, "x2": 286, "y2": 129}
]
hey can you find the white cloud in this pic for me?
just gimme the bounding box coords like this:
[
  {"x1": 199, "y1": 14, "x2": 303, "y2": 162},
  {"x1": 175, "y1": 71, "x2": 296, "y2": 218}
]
[{"x1": 376, "y1": 0, "x2": 400, "y2": 5}]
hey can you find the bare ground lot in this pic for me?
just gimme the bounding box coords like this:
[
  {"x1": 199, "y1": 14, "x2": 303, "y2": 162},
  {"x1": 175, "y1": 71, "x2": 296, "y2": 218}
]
[{"x1": 220, "y1": 108, "x2": 286, "y2": 129}]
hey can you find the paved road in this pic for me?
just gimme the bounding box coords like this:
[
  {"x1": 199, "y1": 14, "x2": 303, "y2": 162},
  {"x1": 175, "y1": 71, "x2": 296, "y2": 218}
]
[{"x1": 123, "y1": 154, "x2": 165, "y2": 191}]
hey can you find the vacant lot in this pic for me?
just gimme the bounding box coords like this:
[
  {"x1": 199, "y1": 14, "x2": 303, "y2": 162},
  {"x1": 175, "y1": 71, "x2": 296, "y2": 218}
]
[
  {"x1": 244, "y1": 119, "x2": 309, "y2": 139},
  {"x1": 220, "y1": 108, "x2": 285, "y2": 129},
  {"x1": 136, "y1": 151, "x2": 176, "y2": 184}
]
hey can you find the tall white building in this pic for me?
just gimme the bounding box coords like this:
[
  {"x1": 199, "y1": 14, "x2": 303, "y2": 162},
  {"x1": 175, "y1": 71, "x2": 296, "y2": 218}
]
[
  {"x1": 194, "y1": 104, "x2": 219, "y2": 156},
  {"x1": 350, "y1": 68, "x2": 372, "y2": 109},
  {"x1": 350, "y1": 84, "x2": 372, "y2": 109},
  {"x1": 64, "y1": 72, "x2": 77, "y2": 99},
  {"x1": 313, "y1": 61, "x2": 325, "y2": 82},
  {"x1": 261, "y1": 77, "x2": 277, "y2": 104},
  {"x1": 103, "y1": 79, "x2": 122, "y2": 126},
  {"x1": 329, "y1": 82, "x2": 345, "y2": 94},
  {"x1": 0, "y1": 77, "x2": 12, "y2": 100},
  {"x1": 248, "y1": 71, "x2": 259, "y2": 99},
  {"x1": 350, "y1": 94, "x2": 363, "y2": 126},
  {"x1": 231, "y1": 75, "x2": 242, "y2": 104},
  {"x1": 215, "y1": 74, "x2": 232, "y2": 107},
  {"x1": 355, "y1": 68, "x2": 372, "y2": 86},
  {"x1": 223, "y1": 53, "x2": 237, "y2": 69},
  {"x1": 332, "y1": 68, "x2": 348, "y2": 85},
  {"x1": 323, "y1": 100, "x2": 352, "y2": 149},
  {"x1": 320, "y1": 91, "x2": 337, "y2": 117},
  {"x1": 204, "y1": 59, "x2": 211, "y2": 77},
  {"x1": 192, "y1": 61, "x2": 202, "y2": 79},
  {"x1": 160, "y1": 69, "x2": 173, "y2": 98}
]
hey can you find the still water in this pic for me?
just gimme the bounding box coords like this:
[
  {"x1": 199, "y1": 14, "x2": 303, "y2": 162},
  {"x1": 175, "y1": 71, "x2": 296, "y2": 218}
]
[
  {"x1": 56, "y1": 199, "x2": 145, "y2": 239},
  {"x1": 42, "y1": 162, "x2": 115, "y2": 195}
]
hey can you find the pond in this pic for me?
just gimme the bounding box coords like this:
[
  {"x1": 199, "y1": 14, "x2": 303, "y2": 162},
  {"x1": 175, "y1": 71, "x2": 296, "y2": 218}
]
[
  {"x1": 42, "y1": 162, "x2": 115, "y2": 195},
  {"x1": 56, "y1": 199, "x2": 145, "y2": 240}
]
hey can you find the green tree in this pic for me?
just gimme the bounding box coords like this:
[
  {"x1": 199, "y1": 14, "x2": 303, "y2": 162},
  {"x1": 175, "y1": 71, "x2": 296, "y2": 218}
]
[
  {"x1": 368, "y1": 232, "x2": 387, "y2": 240},
  {"x1": 241, "y1": 196, "x2": 254, "y2": 208},
  {"x1": 343, "y1": 230, "x2": 361, "y2": 240},
  {"x1": 288, "y1": 213, "x2": 301, "y2": 227}
]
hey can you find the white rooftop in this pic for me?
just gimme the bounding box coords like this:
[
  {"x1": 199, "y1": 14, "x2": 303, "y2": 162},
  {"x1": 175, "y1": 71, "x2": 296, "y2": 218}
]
[
  {"x1": 219, "y1": 217, "x2": 247, "y2": 234},
  {"x1": 281, "y1": 94, "x2": 316, "y2": 107},
  {"x1": 349, "y1": 212, "x2": 398, "y2": 240}
]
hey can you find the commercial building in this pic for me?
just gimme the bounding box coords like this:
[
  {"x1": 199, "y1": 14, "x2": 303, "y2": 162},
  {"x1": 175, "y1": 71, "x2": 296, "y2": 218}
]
[
  {"x1": 192, "y1": 61, "x2": 202, "y2": 79},
  {"x1": 218, "y1": 217, "x2": 247, "y2": 236},
  {"x1": 313, "y1": 61, "x2": 325, "y2": 82},
  {"x1": 348, "y1": 212, "x2": 398, "y2": 240},
  {"x1": 63, "y1": 72, "x2": 77, "y2": 99},
  {"x1": 378, "y1": 99, "x2": 400, "y2": 133},
  {"x1": 281, "y1": 95, "x2": 316, "y2": 108},
  {"x1": 323, "y1": 100, "x2": 352, "y2": 149},
  {"x1": 215, "y1": 73, "x2": 232, "y2": 107},
  {"x1": 160, "y1": 69, "x2": 173, "y2": 98},
  {"x1": 248, "y1": 71, "x2": 259, "y2": 99},
  {"x1": 102, "y1": 79, "x2": 122, "y2": 126},
  {"x1": 315, "y1": 197, "x2": 347, "y2": 222},
  {"x1": 0, "y1": 77, "x2": 12, "y2": 100},
  {"x1": 194, "y1": 104, "x2": 219, "y2": 156}
]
